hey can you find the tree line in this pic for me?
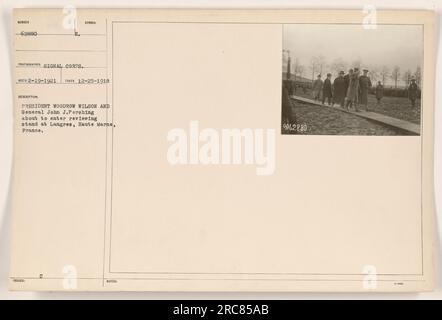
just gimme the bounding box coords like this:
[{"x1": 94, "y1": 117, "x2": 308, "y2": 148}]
[{"x1": 285, "y1": 53, "x2": 421, "y2": 88}]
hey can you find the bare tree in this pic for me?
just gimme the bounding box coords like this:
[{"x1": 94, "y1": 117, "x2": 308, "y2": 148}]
[
  {"x1": 282, "y1": 49, "x2": 290, "y2": 79},
  {"x1": 391, "y1": 66, "x2": 401, "y2": 88},
  {"x1": 297, "y1": 65, "x2": 305, "y2": 79},
  {"x1": 309, "y1": 56, "x2": 318, "y2": 81},
  {"x1": 380, "y1": 66, "x2": 389, "y2": 85},
  {"x1": 402, "y1": 69, "x2": 412, "y2": 86},
  {"x1": 369, "y1": 67, "x2": 380, "y2": 83},
  {"x1": 330, "y1": 58, "x2": 347, "y2": 77},
  {"x1": 316, "y1": 55, "x2": 326, "y2": 75},
  {"x1": 310, "y1": 55, "x2": 327, "y2": 81},
  {"x1": 414, "y1": 66, "x2": 422, "y2": 86},
  {"x1": 292, "y1": 58, "x2": 302, "y2": 81},
  {"x1": 286, "y1": 55, "x2": 292, "y2": 80}
]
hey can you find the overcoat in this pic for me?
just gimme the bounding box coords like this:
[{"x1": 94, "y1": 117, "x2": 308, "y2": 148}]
[
  {"x1": 333, "y1": 76, "x2": 346, "y2": 103},
  {"x1": 375, "y1": 84, "x2": 384, "y2": 99},
  {"x1": 322, "y1": 78, "x2": 333, "y2": 98},
  {"x1": 343, "y1": 74, "x2": 350, "y2": 96},
  {"x1": 358, "y1": 75, "x2": 372, "y2": 105},
  {"x1": 346, "y1": 70, "x2": 360, "y2": 102},
  {"x1": 408, "y1": 83, "x2": 419, "y2": 100},
  {"x1": 312, "y1": 79, "x2": 323, "y2": 99}
]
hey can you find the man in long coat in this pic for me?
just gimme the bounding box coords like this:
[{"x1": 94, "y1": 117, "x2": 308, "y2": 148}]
[
  {"x1": 375, "y1": 81, "x2": 384, "y2": 106},
  {"x1": 312, "y1": 74, "x2": 323, "y2": 101},
  {"x1": 345, "y1": 68, "x2": 360, "y2": 111},
  {"x1": 343, "y1": 69, "x2": 352, "y2": 106},
  {"x1": 322, "y1": 73, "x2": 333, "y2": 105},
  {"x1": 359, "y1": 69, "x2": 372, "y2": 111},
  {"x1": 333, "y1": 71, "x2": 346, "y2": 107},
  {"x1": 408, "y1": 78, "x2": 419, "y2": 107}
]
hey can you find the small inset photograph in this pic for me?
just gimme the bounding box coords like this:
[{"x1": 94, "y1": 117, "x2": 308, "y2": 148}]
[{"x1": 281, "y1": 24, "x2": 422, "y2": 136}]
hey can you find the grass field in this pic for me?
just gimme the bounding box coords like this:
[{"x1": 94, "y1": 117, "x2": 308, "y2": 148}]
[
  {"x1": 285, "y1": 101, "x2": 411, "y2": 135},
  {"x1": 292, "y1": 88, "x2": 421, "y2": 124}
]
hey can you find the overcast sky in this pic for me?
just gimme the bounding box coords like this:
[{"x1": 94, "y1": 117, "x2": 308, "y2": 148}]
[{"x1": 283, "y1": 24, "x2": 422, "y2": 83}]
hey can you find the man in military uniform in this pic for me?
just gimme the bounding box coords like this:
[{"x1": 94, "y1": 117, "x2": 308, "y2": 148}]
[
  {"x1": 333, "y1": 71, "x2": 346, "y2": 107},
  {"x1": 345, "y1": 68, "x2": 360, "y2": 111},
  {"x1": 408, "y1": 78, "x2": 419, "y2": 108},
  {"x1": 322, "y1": 73, "x2": 333, "y2": 106},
  {"x1": 358, "y1": 69, "x2": 372, "y2": 111}
]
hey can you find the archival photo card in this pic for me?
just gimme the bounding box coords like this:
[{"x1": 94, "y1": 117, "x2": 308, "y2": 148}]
[{"x1": 9, "y1": 8, "x2": 435, "y2": 292}]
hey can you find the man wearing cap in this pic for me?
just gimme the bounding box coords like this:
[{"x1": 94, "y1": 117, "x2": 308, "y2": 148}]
[
  {"x1": 345, "y1": 68, "x2": 360, "y2": 111},
  {"x1": 333, "y1": 71, "x2": 346, "y2": 107},
  {"x1": 312, "y1": 74, "x2": 323, "y2": 101},
  {"x1": 408, "y1": 78, "x2": 419, "y2": 108},
  {"x1": 322, "y1": 73, "x2": 333, "y2": 106},
  {"x1": 358, "y1": 69, "x2": 372, "y2": 111}
]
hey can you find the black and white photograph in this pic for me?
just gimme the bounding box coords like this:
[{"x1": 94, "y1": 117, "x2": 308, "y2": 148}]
[{"x1": 282, "y1": 24, "x2": 423, "y2": 135}]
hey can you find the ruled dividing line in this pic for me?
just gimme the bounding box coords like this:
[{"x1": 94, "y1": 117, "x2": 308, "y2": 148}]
[
  {"x1": 15, "y1": 83, "x2": 110, "y2": 85},
  {"x1": 15, "y1": 33, "x2": 106, "y2": 36},
  {"x1": 15, "y1": 49, "x2": 107, "y2": 52},
  {"x1": 16, "y1": 66, "x2": 107, "y2": 69}
]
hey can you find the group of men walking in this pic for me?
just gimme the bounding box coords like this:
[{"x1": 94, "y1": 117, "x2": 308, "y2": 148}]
[
  {"x1": 312, "y1": 68, "x2": 374, "y2": 112},
  {"x1": 311, "y1": 68, "x2": 420, "y2": 112}
]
